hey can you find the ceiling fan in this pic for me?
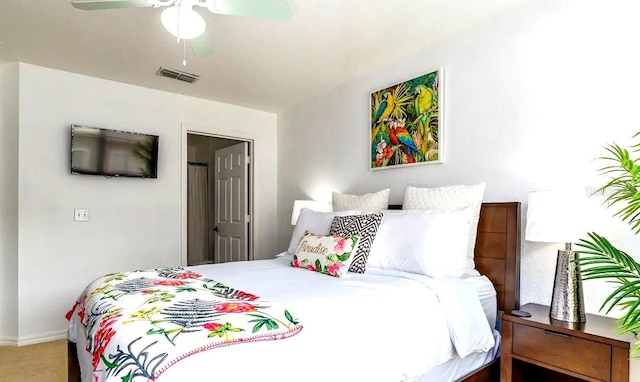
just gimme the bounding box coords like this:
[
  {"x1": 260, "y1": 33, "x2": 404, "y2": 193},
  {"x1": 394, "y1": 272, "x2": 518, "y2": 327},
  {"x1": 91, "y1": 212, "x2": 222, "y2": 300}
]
[{"x1": 71, "y1": 0, "x2": 295, "y2": 62}]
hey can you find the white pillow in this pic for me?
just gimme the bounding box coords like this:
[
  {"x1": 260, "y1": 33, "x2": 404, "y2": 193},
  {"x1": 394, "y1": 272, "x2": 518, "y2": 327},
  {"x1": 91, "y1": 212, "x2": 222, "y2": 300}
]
[
  {"x1": 332, "y1": 189, "x2": 390, "y2": 212},
  {"x1": 402, "y1": 183, "x2": 486, "y2": 274},
  {"x1": 287, "y1": 208, "x2": 360, "y2": 254},
  {"x1": 367, "y1": 208, "x2": 474, "y2": 278}
]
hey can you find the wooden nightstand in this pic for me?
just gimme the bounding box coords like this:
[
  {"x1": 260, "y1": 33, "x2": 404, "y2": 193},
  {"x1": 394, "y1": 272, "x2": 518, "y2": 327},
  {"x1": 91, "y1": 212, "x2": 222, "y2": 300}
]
[{"x1": 501, "y1": 303, "x2": 633, "y2": 382}]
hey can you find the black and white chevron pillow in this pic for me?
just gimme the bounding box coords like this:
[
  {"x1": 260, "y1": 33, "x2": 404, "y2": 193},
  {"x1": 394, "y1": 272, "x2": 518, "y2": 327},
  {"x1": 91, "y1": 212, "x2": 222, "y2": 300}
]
[{"x1": 329, "y1": 213, "x2": 383, "y2": 273}]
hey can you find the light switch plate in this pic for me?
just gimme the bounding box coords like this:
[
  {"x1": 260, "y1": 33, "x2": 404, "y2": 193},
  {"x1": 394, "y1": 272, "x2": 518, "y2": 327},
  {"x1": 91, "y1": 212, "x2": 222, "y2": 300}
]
[{"x1": 74, "y1": 209, "x2": 90, "y2": 222}]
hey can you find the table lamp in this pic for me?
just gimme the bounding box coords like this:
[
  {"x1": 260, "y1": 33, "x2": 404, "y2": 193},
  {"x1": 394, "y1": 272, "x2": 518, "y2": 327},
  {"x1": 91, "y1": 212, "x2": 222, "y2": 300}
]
[
  {"x1": 525, "y1": 190, "x2": 588, "y2": 323},
  {"x1": 290, "y1": 200, "x2": 332, "y2": 225}
]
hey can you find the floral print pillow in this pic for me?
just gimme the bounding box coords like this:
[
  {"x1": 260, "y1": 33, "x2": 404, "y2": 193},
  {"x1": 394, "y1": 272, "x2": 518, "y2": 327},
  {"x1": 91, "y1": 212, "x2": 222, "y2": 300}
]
[{"x1": 291, "y1": 230, "x2": 361, "y2": 278}]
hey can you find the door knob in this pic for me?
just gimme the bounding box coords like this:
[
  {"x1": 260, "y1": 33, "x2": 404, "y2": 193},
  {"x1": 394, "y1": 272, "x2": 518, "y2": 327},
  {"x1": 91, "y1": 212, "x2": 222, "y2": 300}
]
[{"x1": 213, "y1": 226, "x2": 219, "y2": 232}]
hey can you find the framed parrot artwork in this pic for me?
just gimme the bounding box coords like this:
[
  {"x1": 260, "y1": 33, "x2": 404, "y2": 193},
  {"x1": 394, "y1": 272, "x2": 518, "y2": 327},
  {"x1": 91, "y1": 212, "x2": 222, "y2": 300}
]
[{"x1": 370, "y1": 68, "x2": 443, "y2": 170}]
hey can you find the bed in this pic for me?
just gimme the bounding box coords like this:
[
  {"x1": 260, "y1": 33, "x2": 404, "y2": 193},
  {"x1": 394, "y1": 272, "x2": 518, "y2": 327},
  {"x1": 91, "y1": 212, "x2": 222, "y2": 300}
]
[{"x1": 67, "y1": 202, "x2": 521, "y2": 382}]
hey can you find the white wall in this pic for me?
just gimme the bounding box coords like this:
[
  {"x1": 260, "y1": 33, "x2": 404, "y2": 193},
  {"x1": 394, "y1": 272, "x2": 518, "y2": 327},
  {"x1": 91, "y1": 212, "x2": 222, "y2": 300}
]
[
  {"x1": 0, "y1": 63, "x2": 19, "y2": 344},
  {"x1": 278, "y1": 0, "x2": 640, "y2": 360},
  {"x1": 11, "y1": 63, "x2": 276, "y2": 343}
]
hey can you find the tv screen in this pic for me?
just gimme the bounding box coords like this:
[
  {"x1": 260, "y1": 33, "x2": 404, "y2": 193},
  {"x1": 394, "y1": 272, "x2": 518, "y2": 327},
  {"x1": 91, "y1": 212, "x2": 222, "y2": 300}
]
[{"x1": 71, "y1": 125, "x2": 159, "y2": 178}]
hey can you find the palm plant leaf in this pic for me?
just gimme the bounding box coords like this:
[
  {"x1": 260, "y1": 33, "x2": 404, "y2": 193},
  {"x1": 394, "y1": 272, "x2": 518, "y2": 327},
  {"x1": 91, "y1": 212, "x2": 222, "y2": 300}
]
[
  {"x1": 595, "y1": 133, "x2": 640, "y2": 234},
  {"x1": 575, "y1": 233, "x2": 640, "y2": 344}
]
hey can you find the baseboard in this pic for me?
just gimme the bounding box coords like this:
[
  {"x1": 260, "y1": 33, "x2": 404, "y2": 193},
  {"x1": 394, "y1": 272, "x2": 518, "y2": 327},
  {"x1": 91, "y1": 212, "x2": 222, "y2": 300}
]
[
  {"x1": 17, "y1": 330, "x2": 67, "y2": 346},
  {"x1": 0, "y1": 336, "x2": 18, "y2": 346}
]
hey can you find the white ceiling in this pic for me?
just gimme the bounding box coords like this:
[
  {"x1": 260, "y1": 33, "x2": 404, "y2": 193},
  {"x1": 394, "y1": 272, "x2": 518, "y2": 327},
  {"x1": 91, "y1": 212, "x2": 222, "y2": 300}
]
[{"x1": 0, "y1": 0, "x2": 531, "y2": 112}]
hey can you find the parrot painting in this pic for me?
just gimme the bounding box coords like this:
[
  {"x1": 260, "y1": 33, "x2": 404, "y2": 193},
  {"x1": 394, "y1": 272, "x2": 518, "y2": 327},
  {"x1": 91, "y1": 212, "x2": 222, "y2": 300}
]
[
  {"x1": 389, "y1": 119, "x2": 420, "y2": 162},
  {"x1": 371, "y1": 70, "x2": 441, "y2": 167},
  {"x1": 372, "y1": 92, "x2": 395, "y2": 126}
]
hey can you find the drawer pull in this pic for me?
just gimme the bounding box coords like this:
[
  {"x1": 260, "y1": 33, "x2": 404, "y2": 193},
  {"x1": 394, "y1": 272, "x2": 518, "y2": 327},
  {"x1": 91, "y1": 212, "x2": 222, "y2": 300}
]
[{"x1": 544, "y1": 329, "x2": 570, "y2": 338}]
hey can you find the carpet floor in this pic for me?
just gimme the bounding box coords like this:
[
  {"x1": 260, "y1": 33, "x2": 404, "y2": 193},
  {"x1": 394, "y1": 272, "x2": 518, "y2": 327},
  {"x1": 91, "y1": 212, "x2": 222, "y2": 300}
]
[{"x1": 0, "y1": 340, "x2": 66, "y2": 382}]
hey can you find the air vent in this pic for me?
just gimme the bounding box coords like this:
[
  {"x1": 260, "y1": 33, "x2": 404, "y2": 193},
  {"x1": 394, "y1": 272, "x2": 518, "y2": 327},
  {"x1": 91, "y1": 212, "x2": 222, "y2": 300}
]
[{"x1": 156, "y1": 67, "x2": 200, "y2": 83}]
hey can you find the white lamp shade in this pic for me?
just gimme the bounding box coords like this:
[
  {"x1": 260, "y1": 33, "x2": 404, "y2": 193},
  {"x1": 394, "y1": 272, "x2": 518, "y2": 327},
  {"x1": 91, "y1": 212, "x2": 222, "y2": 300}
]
[
  {"x1": 291, "y1": 200, "x2": 332, "y2": 225},
  {"x1": 161, "y1": 6, "x2": 206, "y2": 40},
  {"x1": 525, "y1": 190, "x2": 592, "y2": 244}
]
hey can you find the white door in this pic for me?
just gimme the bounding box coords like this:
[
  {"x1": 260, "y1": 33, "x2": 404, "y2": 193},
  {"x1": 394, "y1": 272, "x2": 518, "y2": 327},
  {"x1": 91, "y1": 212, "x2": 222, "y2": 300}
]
[{"x1": 214, "y1": 142, "x2": 249, "y2": 263}]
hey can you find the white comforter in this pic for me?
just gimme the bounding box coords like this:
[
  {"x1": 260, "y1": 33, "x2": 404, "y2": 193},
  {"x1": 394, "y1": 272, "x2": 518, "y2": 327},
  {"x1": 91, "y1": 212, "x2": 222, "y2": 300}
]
[{"x1": 69, "y1": 256, "x2": 494, "y2": 382}]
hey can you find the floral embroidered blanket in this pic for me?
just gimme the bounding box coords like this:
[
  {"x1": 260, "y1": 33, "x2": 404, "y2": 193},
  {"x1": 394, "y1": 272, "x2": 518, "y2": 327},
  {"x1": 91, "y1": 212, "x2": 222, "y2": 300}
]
[{"x1": 66, "y1": 267, "x2": 303, "y2": 382}]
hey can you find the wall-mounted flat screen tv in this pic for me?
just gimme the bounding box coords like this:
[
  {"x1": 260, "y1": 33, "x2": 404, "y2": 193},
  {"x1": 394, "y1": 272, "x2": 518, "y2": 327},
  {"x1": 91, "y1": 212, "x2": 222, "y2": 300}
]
[{"x1": 71, "y1": 125, "x2": 159, "y2": 178}]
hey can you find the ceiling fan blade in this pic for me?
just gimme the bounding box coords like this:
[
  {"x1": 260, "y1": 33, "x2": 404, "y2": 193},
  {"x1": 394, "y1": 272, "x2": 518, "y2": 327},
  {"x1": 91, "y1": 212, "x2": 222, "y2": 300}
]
[
  {"x1": 71, "y1": 0, "x2": 155, "y2": 11},
  {"x1": 208, "y1": 0, "x2": 294, "y2": 20},
  {"x1": 191, "y1": 34, "x2": 213, "y2": 59}
]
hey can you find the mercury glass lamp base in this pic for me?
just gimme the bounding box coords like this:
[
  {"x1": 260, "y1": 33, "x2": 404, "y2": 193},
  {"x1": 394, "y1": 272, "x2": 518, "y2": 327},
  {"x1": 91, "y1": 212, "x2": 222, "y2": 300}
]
[{"x1": 550, "y1": 245, "x2": 586, "y2": 323}]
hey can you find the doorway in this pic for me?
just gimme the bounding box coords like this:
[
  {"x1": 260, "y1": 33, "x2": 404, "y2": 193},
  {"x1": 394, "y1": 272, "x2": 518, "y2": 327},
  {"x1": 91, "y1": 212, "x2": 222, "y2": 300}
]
[{"x1": 186, "y1": 133, "x2": 252, "y2": 266}]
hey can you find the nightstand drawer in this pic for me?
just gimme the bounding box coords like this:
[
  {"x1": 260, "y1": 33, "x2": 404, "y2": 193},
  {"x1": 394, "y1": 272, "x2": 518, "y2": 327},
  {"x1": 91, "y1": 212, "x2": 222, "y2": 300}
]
[{"x1": 512, "y1": 323, "x2": 611, "y2": 380}]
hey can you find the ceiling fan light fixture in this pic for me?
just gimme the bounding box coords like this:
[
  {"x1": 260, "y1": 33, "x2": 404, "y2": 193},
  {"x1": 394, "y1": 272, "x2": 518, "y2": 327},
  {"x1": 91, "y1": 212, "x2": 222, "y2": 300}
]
[{"x1": 161, "y1": 5, "x2": 206, "y2": 40}]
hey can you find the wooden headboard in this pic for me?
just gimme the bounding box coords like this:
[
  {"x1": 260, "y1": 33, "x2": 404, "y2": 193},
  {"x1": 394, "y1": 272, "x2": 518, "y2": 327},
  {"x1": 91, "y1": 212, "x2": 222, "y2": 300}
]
[{"x1": 389, "y1": 202, "x2": 521, "y2": 312}]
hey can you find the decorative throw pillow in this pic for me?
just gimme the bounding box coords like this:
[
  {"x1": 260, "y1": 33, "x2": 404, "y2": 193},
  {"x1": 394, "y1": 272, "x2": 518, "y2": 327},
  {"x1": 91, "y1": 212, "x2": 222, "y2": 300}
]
[
  {"x1": 329, "y1": 213, "x2": 384, "y2": 273},
  {"x1": 291, "y1": 231, "x2": 361, "y2": 278},
  {"x1": 332, "y1": 189, "x2": 390, "y2": 212},
  {"x1": 402, "y1": 183, "x2": 485, "y2": 275},
  {"x1": 287, "y1": 209, "x2": 360, "y2": 254},
  {"x1": 367, "y1": 208, "x2": 474, "y2": 277}
]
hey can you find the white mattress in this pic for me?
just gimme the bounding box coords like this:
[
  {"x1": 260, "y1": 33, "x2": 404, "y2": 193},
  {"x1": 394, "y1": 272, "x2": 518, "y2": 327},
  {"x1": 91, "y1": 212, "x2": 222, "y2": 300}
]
[{"x1": 69, "y1": 257, "x2": 497, "y2": 382}]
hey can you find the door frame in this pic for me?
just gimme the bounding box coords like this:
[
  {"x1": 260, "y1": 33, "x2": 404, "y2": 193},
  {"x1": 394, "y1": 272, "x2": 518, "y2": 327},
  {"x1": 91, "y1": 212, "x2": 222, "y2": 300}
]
[{"x1": 181, "y1": 125, "x2": 255, "y2": 266}]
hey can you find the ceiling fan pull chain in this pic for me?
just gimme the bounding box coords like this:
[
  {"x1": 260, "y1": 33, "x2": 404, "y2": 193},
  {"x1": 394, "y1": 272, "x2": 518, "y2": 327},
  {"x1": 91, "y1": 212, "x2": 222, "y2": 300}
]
[{"x1": 183, "y1": 39, "x2": 187, "y2": 66}]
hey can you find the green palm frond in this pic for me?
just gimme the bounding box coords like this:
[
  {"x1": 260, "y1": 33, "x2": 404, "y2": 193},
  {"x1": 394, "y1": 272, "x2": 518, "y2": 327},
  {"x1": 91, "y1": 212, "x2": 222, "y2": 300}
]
[
  {"x1": 596, "y1": 133, "x2": 640, "y2": 234},
  {"x1": 389, "y1": 83, "x2": 412, "y2": 119},
  {"x1": 575, "y1": 233, "x2": 640, "y2": 352}
]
